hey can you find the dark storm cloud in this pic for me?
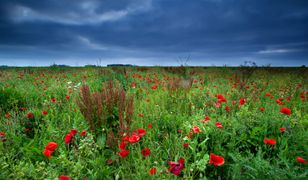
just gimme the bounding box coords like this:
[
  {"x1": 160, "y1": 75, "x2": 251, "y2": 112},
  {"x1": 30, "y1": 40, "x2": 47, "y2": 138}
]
[{"x1": 0, "y1": 0, "x2": 307, "y2": 66}]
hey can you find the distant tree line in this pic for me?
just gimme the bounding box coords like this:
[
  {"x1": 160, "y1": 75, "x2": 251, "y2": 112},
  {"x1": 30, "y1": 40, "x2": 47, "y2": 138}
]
[{"x1": 107, "y1": 64, "x2": 135, "y2": 67}]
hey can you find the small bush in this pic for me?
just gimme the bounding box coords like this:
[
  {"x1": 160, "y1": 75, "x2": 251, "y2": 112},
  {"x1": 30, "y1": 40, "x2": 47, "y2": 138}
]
[{"x1": 77, "y1": 81, "x2": 134, "y2": 150}]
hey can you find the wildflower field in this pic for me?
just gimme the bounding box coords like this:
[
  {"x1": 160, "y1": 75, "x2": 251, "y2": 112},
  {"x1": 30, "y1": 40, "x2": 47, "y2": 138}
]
[{"x1": 0, "y1": 66, "x2": 307, "y2": 179}]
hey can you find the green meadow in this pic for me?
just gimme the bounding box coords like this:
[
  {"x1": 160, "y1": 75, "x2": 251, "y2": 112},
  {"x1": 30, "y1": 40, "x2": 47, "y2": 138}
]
[{"x1": 0, "y1": 66, "x2": 307, "y2": 179}]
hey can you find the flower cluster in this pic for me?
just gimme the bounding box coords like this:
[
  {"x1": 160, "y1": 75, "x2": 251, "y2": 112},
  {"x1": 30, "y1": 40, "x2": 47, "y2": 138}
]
[
  {"x1": 65, "y1": 129, "x2": 78, "y2": 144},
  {"x1": 216, "y1": 94, "x2": 227, "y2": 103},
  {"x1": 65, "y1": 128, "x2": 87, "y2": 144},
  {"x1": 43, "y1": 142, "x2": 58, "y2": 158},
  {"x1": 43, "y1": 129, "x2": 86, "y2": 158},
  {"x1": 118, "y1": 128, "x2": 149, "y2": 158}
]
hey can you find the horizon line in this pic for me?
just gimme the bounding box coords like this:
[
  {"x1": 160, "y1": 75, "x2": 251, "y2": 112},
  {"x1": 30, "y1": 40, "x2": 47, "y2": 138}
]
[{"x1": 0, "y1": 64, "x2": 307, "y2": 68}]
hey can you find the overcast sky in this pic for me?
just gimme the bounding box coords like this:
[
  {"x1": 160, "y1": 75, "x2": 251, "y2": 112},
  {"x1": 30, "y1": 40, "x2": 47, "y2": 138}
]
[{"x1": 0, "y1": 0, "x2": 308, "y2": 66}]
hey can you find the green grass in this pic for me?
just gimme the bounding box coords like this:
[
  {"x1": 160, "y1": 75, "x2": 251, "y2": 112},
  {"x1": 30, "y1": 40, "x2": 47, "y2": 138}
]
[{"x1": 0, "y1": 67, "x2": 307, "y2": 179}]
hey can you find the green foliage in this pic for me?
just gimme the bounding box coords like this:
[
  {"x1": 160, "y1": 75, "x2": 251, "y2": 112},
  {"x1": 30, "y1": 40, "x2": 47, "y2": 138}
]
[
  {"x1": 0, "y1": 88, "x2": 26, "y2": 113},
  {"x1": 0, "y1": 67, "x2": 307, "y2": 179}
]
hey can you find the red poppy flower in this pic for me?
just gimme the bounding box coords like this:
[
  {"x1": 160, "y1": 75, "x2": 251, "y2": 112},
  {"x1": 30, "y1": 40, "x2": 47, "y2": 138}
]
[
  {"x1": 130, "y1": 82, "x2": 137, "y2": 88},
  {"x1": 128, "y1": 134, "x2": 140, "y2": 143},
  {"x1": 5, "y1": 113, "x2": 11, "y2": 118},
  {"x1": 215, "y1": 122, "x2": 223, "y2": 129},
  {"x1": 149, "y1": 167, "x2": 157, "y2": 175},
  {"x1": 265, "y1": 92, "x2": 272, "y2": 97},
  {"x1": 239, "y1": 98, "x2": 246, "y2": 105},
  {"x1": 168, "y1": 158, "x2": 185, "y2": 176},
  {"x1": 65, "y1": 95, "x2": 70, "y2": 99},
  {"x1": 183, "y1": 143, "x2": 189, "y2": 148},
  {"x1": 225, "y1": 106, "x2": 230, "y2": 112},
  {"x1": 80, "y1": 130, "x2": 87, "y2": 137},
  {"x1": 280, "y1": 107, "x2": 291, "y2": 115},
  {"x1": 0, "y1": 132, "x2": 5, "y2": 137},
  {"x1": 43, "y1": 149, "x2": 53, "y2": 158},
  {"x1": 42, "y1": 111, "x2": 48, "y2": 115},
  {"x1": 0, "y1": 132, "x2": 6, "y2": 142},
  {"x1": 192, "y1": 126, "x2": 201, "y2": 134},
  {"x1": 70, "y1": 129, "x2": 78, "y2": 135},
  {"x1": 216, "y1": 94, "x2": 226, "y2": 102},
  {"x1": 43, "y1": 142, "x2": 58, "y2": 158},
  {"x1": 217, "y1": 99, "x2": 225, "y2": 103},
  {"x1": 178, "y1": 157, "x2": 185, "y2": 164},
  {"x1": 51, "y1": 98, "x2": 56, "y2": 103},
  {"x1": 201, "y1": 116, "x2": 210, "y2": 123},
  {"x1": 141, "y1": 148, "x2": 151, "y2": 157},
  {"x1": 65, "y1": 133, "x2": 73, "y2": 144},
  {"x1": 220, "y1": 98, "x2": 227, "y2": 103},
  {"x1": 122, "y1": 135, "x2": 130, "y2": 141},
  {"x1": 148, "y1": 123, "x2": 153, "y2": 129},
  {"x1": 136, "y1": 128, "x2": 146, "y2": 137},
  {"x1": 276, "y1": 99, "x2": 284, "y2": 105},
  {"x1": 59, "y1": 175, "x2": 71, "y2": 180},
  {"x1": 27, "y1": 112, "x2": 34, "y2": 119},
  {"x1": 151, "y1": 85, "x2": 158, "y2": 90},
  {"x1": 119, "y1": 141, "x2": 127, "y2": 150},
  {"x1": 20, "y1": 107, "x2": 27, "y2": 111},
  {"x1": 264, "y1": 138, "x2": 276, "y2": 145},
  {"x1": 279, "y1": 127, "x2": 286, "y2": 132},
  {"x1": 259, "y1": 107, "x2": 265, "y2": 112},
  {"x1": 296, "y1": 156, "x2": 307, "y2": 164},
  {"x1": 45, "y1": 142, "x2": 58, "y2": 151},
  {"x1": 118, "y1": 149, "x2": 129, "y2": 158},
  {"x1": 187, "y1": 133, "x2": 193, "y2": 138},
  {"x1": 209, "y1": 153, "x2": 225, "y2": 166},
  {"x1": 300, "y1": 92, "x2": 306, "y2": 101}
]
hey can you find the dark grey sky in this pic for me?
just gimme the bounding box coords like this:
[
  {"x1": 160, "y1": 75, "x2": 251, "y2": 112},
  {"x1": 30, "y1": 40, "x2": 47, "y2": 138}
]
[{"x1": 0, "y1": 0, "x2": 308, "y2": 66}]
